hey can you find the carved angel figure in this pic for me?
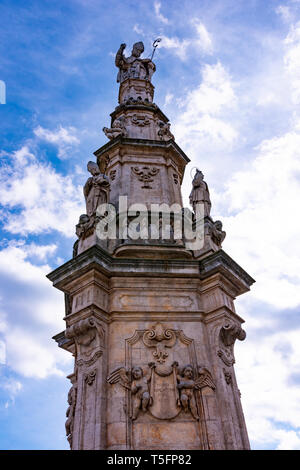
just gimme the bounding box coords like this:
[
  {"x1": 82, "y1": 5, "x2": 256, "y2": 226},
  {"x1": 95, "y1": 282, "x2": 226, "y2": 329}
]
[
  {"x1": 157, "y1": 120, "x2": 174, "y2": 141},
  {"x1": 107, "y1": 364, "x2": 154, "y2": 420},
  {"x1": 175, "y1": 364, "x2": 199, "y2": 420},
  {"x1": 115, "y1": 42, "x2": 156, "y2": 83},
  {"x1": 103, "y1": 116, "x2": 127, "y2": 140}
]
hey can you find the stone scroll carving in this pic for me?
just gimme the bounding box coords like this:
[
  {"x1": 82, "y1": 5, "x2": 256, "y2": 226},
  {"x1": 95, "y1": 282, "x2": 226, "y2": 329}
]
[
  {"x1": 217, "y1": 321, "x2": 246, "y2": 367},
  {"x1": 131, "y1": 114, "x2": 150, "y2": 127},
  {"x1": 65, "y1": 318, "x2": 104, "y2": 367},
  {"x1": 131, "y1": 166, "x2": 160, "y2": 189},
  {"x1": 142, "y1": 323, "x2": 176, "y2": 363}
]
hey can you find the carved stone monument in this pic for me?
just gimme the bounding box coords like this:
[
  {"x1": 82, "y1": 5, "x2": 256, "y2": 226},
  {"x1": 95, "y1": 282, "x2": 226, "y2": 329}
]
[{"x1": 48, "y1": 41, "x2": 255, "y2": 450}]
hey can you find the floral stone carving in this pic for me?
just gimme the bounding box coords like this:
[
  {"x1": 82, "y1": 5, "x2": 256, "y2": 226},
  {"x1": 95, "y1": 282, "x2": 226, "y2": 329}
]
[
  {"x1": 142, "y1": 322, "x2": 176, "y2": 363},
  {"x1": 131, "y1": 166, "x2": 160, "y2": 189}
]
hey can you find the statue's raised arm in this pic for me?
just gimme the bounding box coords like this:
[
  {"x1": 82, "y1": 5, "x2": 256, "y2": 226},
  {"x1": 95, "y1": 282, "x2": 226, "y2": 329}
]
[{"x1": 115, "y1": 41, "x2": 156, "y2": 84}]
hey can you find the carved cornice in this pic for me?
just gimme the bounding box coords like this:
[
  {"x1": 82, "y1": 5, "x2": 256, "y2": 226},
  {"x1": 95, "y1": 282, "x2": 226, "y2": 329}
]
[
  {"x1": 93, "y1": 137, "x2": 190, "y2": 164},
  {"x1": 199, "y1": 250, "x2": 255, "y2": 294}
]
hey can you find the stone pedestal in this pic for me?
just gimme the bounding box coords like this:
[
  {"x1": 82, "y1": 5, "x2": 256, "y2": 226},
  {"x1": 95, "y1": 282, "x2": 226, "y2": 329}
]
[{"x1": 48, "y1": 247, "x2": 253, "y2": 450}]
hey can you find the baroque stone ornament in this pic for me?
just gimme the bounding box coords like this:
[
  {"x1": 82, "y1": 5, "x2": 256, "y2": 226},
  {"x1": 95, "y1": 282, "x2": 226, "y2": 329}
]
[
  {"x1": 115, "y1": 42, "x2": 156, "y2": 83},
  {"x1": 65, "y1": 317, "x2": 104, "y2": 367},
  {"x1": 218, "y1": 321, "x2": 246, "y2": 367},
  {"x1": 84, "y1": 369, "x2": 97, "y2": 385},
  {"x1": 131, "y1": 114, "x2": 150, "y2": 127},
  {"x1": 131, "y1": 166, "x2": 160, "y2": 189},
  {"x1": 142, "y1": 323, "x2": 176, "y2": 363}
]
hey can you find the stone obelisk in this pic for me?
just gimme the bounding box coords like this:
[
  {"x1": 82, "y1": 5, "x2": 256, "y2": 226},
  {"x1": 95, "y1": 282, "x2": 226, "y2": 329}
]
[{"x1": 47, "y1": 41, "x2": 255, "y2": 450}]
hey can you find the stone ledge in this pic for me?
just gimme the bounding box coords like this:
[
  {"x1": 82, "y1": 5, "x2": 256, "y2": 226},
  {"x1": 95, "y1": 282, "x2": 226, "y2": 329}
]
[{"x1": 93, "y1": 136, "x2": 190, "y2": 163}]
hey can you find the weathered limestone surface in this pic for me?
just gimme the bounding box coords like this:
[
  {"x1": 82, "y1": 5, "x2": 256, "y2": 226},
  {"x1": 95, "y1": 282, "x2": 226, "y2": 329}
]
[{"x1": 48, "y1": 41, "x2": 254, "y2": 450}]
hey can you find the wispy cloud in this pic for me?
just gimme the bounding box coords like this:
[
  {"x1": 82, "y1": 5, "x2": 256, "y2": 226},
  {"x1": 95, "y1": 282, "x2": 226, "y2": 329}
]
[
  {"x1": 34, "y1": 125, "x2": 80, "y2": 159},
  {"x1": 154, "y1": 1, "x2": 169, "y2": 25},
  {"x1": 0, "y1": 145, "x2": 84, "y2": 236}
]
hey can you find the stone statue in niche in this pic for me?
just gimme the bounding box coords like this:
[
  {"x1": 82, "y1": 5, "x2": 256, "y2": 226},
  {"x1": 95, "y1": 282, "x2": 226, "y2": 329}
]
[
  {"x1": 157, "y1": 120, "x2": 174, "y2": 141},
  {"x1": 115, "y1": 42, "x2": 156, "y2": 83},
  {"x1": 84, "y1": 161, "x2": 110, "y2": 217},
  {"x1": 107, "y1": 364, "x2": 154, "y2": 420},
  {"x1": 189, "y1": 169, "x2": 211, "y2": 217},
  {"x1": 103, "y1": 116, "x2": 127, "y2": 140}
]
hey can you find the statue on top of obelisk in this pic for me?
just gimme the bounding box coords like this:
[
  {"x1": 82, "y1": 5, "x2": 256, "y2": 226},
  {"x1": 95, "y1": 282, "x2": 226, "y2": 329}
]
[{"x1": 115, "y1": 42, "x2": 156, "y2": 83}]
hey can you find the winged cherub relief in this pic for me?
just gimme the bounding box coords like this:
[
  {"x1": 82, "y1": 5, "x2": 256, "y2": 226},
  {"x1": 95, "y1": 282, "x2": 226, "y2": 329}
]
[
  {"x1": 174, "y1": 363, "x2": 216, "y2": 420},
  {"x1": 107, "y1": 364, "x2": 154, "y2": 420}
]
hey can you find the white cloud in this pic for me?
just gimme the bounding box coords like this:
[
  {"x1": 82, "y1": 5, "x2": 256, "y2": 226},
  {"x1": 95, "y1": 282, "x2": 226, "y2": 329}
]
[
  {"x1": 0, "y1": 377, "x2": 23, "y2": 407},
  {"x1": 0, "y1": 241, "x2": 72, "y2": 379},
  {"x1": 154, "y1": 1, "x2": 169, "y2": 24},
  {"x1": 173, "y1": 62, "x2": 237, "y2": 151},
  {"x1": 34, "y1": 125, "x2": 80, "y2": 159},
  {"x1": 0, "y1": 146, "x2": 84, "y2": 236},
  {"x1": 0, "y1": 340, "x2": 6, "y2": 364},
  {"x1": 284, "y1": 21, "x2": 300, "y2": 104},
  {"x1": 193, "y1": 20, "x2": 213, "y2": 54},
  {"x1": 218, "y1": 117, "x2": 300, "y2": 309},
  {"x1": 276, "y1": 5, "x2": 292, "y2": 22},
  {"x1": 160, "y1": 20, "x2": 213, "y2": 60}
]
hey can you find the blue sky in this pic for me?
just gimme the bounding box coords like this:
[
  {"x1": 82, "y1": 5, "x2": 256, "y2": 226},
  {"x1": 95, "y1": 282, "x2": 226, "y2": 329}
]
[{"x1": 1, "y1": 0, "x2": 300, "y2": 450}]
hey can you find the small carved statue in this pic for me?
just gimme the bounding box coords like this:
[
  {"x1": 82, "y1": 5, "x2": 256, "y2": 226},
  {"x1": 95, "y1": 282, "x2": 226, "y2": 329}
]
[
  {"x1": 189, "y1": 169, "x2": 211, "y2": 217},
  {"x1": 107, "y1": 364, "x2": 154, "y2": 420},
  {"x1": 115, "y1": 42, "x2": 156, "y2": 83},
  {"x1": 103, "y1": 116, "x2": 127, "y2": 140},
  {"x1": 130, "y1": 365, "x2": 153, "y2": 420},
  {"x1": 65, "y1": 384, "x2": 77, "y2": 447},
  {"x1": 175, "y1": 364, "x2": 199, "y2": 420},
  {"x1": 157, "y1": 120, "x2": 174, "y2": 141},
  {"x1": 211, "y1": 220, "x2": 226, "y2": 247},
  {"x1": 83, "y1": 161, "x2": 110, "y2": 218}
]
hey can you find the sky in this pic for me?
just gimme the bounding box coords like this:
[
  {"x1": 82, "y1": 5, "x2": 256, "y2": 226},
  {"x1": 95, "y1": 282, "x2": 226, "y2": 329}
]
[{"x1": 0, "y1": 0, "x2": 300, "y2": 450}]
